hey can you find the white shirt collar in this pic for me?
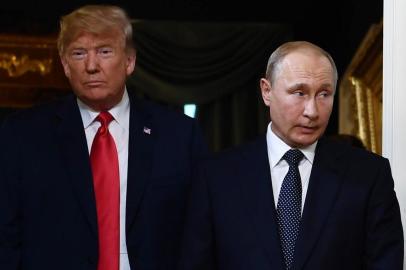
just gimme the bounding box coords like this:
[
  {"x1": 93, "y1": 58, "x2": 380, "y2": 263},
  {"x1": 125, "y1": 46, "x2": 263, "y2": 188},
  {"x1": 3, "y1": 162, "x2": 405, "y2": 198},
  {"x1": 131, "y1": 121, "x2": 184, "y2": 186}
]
[
  {"x1": 266, "y1": 122, "x2": 317, "y2": 169},
  {"x1": 77, "y1": 88, "x2": 130, "y2": 130}
]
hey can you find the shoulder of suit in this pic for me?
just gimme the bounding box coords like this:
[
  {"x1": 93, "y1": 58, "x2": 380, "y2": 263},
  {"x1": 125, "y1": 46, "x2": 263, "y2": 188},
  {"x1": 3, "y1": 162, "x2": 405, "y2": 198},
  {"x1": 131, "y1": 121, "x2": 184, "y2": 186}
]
[
  {"x1": 203, "y1": 136, "x2": 266, "y2": 166},
  {"x1": 319, "y1": 137, "x2": 387, "y2": 164},
  {"x1": 1, "y1": 94, "x2": 74, "y2": 125},
  {"x1": 129, "y1": 94, "x2": 196, "y2": 126}
]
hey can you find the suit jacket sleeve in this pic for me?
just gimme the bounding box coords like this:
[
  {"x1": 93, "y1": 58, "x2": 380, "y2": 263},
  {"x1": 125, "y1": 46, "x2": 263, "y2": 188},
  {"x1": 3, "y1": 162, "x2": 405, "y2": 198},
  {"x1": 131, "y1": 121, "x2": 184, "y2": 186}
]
[
  {"x1": 0, "y1": 117, "x2": 22, "y2": 270},
  {"x1": 365, "y1": 158, "x2": 404, "y2": 269}
]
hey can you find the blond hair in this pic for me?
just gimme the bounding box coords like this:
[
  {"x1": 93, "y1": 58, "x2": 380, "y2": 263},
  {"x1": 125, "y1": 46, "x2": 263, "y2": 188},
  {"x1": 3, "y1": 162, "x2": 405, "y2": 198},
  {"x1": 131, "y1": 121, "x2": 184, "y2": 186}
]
[{"x1": 57, "y1": 5, "x2": 134, "y2": 56}]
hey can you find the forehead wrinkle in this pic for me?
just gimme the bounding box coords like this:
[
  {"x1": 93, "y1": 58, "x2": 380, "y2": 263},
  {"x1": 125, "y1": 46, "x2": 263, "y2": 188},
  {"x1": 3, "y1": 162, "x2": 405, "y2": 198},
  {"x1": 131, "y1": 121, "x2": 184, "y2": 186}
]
[
  {"x1": 281, "y1": 51, "x2": 333, "y2": 74},
  {"x1": 281, "y1": 74, "x2": 334, "y2": 93},
  {"x1": 68, "y1": 35, "x2": 120, "y2": 52},
  {"x1": 283, "y1": 65, "x2": 334, "y2": 84}
]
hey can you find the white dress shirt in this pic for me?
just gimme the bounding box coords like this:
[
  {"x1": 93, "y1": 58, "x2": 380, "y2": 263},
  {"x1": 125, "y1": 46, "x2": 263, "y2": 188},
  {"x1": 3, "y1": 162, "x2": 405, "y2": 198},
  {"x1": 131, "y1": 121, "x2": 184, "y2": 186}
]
[
  {"x1": 78, "y1": 89, "x2": 131, "y2": 270},
  {"x1": 266, "y1": 122, "x2": 317, "y2": 213}
]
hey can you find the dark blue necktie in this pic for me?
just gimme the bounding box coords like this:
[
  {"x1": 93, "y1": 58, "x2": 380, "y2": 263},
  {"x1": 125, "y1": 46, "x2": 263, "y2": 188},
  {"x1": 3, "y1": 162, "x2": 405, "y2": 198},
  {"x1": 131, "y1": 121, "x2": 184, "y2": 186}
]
[{"x1": 276, "y1": 149, "x2": 304, "y2": 270}]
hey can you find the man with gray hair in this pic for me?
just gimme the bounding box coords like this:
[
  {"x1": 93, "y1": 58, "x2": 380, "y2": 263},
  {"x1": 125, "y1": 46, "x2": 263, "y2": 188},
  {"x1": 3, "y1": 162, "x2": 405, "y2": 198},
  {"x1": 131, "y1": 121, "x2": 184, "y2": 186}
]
[
  {"x1": 0, "y1": 5, "x2": 207, "y2": 270},
  {"x1": 179, "y1": 41, "x2": 403, "y2": 270}
]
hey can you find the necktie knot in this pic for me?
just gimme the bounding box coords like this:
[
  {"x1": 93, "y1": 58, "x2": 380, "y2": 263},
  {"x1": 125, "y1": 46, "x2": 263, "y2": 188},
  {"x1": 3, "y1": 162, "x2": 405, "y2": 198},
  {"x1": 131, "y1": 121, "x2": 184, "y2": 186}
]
[
  {"x1": 283, "y1": 149, "x2": 303, "y2": 167},
  {"x1": 96, "y1": 111, "x2": 114, "y2": 135}
]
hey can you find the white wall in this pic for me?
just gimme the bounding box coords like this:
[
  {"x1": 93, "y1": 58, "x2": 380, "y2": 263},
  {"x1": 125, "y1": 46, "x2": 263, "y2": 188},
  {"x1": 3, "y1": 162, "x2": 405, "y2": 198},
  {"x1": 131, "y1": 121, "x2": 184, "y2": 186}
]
[{"x1": 383, "y1": 0, "x2": 406, "y2": 267}]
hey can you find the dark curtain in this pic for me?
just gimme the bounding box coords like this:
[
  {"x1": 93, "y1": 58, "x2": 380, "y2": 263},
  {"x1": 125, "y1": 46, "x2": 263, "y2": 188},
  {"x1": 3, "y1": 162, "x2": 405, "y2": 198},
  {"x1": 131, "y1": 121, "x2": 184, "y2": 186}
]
[{"x1": 127, "y1": 21, "x2": 293, "y2": 151}]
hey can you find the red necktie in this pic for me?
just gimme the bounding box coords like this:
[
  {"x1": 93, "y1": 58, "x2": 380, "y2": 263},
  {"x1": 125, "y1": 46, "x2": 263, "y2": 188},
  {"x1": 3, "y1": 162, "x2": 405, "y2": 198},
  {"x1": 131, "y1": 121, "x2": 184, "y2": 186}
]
[{"x1": 90, "y1": 111, "x2": 119, "y2": 270}]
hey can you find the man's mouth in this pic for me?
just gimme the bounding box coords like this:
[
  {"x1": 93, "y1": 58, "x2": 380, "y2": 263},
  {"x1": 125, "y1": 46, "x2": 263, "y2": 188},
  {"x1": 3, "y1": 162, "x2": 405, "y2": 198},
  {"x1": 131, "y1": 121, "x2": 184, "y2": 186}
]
[
  {"x1": 298, "y1": 125, "x2": 317, "y2": 133},
  {"x1": 84, "y1": 81, "x2": 105, "y2": 87}
]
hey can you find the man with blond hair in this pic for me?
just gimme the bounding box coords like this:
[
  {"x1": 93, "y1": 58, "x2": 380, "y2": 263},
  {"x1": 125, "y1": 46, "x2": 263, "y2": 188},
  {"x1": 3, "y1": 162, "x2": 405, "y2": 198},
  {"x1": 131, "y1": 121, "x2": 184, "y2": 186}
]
[{"x1": 0, "y1": 5, "x2": 207, "y2": 270}]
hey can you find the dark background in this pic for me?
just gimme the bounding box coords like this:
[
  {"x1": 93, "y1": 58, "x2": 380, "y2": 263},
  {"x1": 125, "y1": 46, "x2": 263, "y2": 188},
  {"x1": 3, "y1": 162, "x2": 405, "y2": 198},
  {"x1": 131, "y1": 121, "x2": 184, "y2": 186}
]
[
  {"x1": 0, "y1": 0, "x2": 382, "y2": 73},
  {"x1": 0, "y1": 0, "x2": 382, "y2": 148}
]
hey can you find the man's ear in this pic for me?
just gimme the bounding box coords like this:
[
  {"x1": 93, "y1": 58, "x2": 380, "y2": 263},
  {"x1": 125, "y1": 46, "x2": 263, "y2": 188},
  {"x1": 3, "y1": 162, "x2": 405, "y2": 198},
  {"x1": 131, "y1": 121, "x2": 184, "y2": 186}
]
[
  {"x1": 260, "y1": 78, "x2": 272, "y2": 106},
  {"x1": 126, "y1": 51, "x2": 136, "y2": 76}
]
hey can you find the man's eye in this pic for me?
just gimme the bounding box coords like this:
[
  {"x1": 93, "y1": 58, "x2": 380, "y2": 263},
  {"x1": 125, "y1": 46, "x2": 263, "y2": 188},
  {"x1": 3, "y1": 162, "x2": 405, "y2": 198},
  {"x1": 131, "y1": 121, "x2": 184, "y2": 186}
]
[
  {"x1": 318, "y1": 90, "x2": 332, "y2": 98},
  {"x1": 98, "y1": 48, "x2": 114, "y2": 57},
  {"x1": 71, "y1": 50, "x2": 86, "y2": 59},
  {"x1": 293, "y1": 91, "x2": 304, "y2": 96}
]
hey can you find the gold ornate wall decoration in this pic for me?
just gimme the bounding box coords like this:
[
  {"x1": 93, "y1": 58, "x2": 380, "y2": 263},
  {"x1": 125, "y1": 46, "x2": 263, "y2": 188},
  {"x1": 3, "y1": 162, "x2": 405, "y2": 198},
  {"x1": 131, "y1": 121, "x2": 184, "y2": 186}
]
[
  {"x1": 0, "y1": 35, "x2": 70, "y2": 108},
  {"x1": 0, "y1": 53, "x2": 53, "y2": 77},
  {"x1": 339, "y1": 19, "x2": 382, "y2": 154},
  {"x1": 349, "y1": 76, "x2": 380, "y2": 153}
]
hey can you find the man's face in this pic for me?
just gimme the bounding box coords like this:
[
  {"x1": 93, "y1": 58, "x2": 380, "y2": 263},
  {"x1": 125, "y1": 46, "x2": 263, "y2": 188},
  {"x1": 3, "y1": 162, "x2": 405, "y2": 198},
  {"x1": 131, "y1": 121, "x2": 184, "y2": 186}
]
[
  {"x1": 61, "y1": 31, "x2": 135, "y2": 111},
  {"x1": 260, "y1": 51, "x2": 335, "y2": 148}
]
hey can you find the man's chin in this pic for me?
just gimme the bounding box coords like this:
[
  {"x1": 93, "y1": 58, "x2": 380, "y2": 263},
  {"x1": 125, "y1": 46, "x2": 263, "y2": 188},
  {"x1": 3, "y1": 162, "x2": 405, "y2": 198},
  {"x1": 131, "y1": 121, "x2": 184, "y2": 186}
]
[
  {"x1": 79, "y1": 96, "x2": 116, "y2": 111},
  {"x1": 292, "y1": 134, "x2": 319, "y2": 148}
]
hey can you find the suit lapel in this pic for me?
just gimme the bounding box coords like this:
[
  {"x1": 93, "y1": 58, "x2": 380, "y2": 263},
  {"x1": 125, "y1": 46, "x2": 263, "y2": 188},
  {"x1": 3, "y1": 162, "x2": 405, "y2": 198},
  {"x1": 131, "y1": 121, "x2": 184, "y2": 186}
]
[
  {"x1": 293, "y1": 138, "x2": 347, "y2": 270},
  {"x1": 238, "y1": 138, "x2": 285, "y2": 269},
  {"x1": 125, "y1": 96, "x2": 154, "y2": 231},
  {"x1": 55, "y1": 96, "x2": 98, "y2": 236}
]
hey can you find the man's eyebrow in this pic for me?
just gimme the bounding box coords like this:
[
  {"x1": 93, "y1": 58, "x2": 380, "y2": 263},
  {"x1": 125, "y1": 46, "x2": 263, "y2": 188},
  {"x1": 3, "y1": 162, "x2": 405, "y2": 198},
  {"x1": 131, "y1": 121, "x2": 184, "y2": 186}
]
[
  {"x1": 319, "y1": 82, "x2": 334, "y2": 89},
  {"x1": 288, "y1": 83, "x2": 308, "y2": 91},
  {"x1": 97, "y1": 44, "x2": 114, "y2": 48},
  {"x1": 287, "y1": 82, "x2": 333, "y2": 91},
  {"x1": 69, "y1": 46, "x2": 86, "y2": 50}
]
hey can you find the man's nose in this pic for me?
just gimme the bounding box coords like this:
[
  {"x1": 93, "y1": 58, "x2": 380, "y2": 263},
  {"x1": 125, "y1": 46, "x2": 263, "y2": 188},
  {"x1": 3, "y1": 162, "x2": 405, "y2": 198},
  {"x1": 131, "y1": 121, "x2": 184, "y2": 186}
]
[
  {"x1": 85, "y1": 52, "x2": 99, "y2": 74},
  {"x1": 303, "y1": 98, "x2": 319, "y2": 119}
]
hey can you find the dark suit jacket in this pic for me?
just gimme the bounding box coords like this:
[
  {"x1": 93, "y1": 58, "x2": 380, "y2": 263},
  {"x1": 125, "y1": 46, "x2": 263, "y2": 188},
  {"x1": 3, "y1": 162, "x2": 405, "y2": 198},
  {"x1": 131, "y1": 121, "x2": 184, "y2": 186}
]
[
  {"x1": 179, "y1": 137, "x2": 403, "y2": 270},
  {"x1": 0, "y1": 90, "x2": 207, "y2": 270}
]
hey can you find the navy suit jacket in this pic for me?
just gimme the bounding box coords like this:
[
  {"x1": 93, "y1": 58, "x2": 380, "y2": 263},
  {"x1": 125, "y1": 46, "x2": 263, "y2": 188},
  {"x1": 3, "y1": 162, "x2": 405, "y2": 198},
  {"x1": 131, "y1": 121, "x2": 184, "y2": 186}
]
[
  {"x1": 179, "y1": 137, "x2": 403, "y2": 270},
  {"x1": 0, "y1": 90, "x2": 207, "y2": 270}
]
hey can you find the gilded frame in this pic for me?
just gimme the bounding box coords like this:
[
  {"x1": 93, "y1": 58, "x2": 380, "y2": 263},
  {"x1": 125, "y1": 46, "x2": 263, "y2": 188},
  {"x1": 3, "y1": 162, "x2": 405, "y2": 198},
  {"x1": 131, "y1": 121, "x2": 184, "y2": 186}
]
[
  {"x1": 338, "y1": 20, "x2": 383, "y2": 154},
  {"x1": 0, "y1": 34, "x2": 69, "y2": 108}
]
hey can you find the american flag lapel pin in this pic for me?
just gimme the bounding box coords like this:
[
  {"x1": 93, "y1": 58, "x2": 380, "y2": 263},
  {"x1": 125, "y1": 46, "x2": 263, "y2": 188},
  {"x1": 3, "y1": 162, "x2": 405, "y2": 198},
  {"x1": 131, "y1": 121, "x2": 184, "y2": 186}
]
[{"x1": 143, "y1": 127, "x2": 151, "y2": 135}]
